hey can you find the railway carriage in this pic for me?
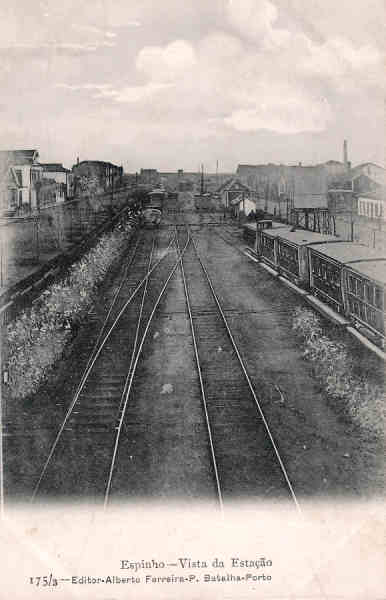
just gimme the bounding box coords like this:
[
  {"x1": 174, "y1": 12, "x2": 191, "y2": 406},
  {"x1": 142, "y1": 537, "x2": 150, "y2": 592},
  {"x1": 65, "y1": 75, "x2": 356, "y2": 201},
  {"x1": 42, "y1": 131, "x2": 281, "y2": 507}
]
[
  {"x1": 344, "y1": 260, "x2": 386, "y2": 340},
  {"x1": 277, "y1": 230, "x2": 340, "y2": 287},
  {"x1": 244, "y1": 220, "x2": 386, "y2": 345},
  {"x1": 308, "y1": 242, "x2": 386, "y2": 339},
  {"x1": 257, "y1": 228, "x2": 340, "y2": 287},
  {"x1": 307, "y1": 244, "x2": 345, "y2": 311},
  {"x1": 142, "y1": 188, "x2": 166, "y2": 227},
  {"x1": 259, "y1": 227, "x2": 282, "y2": 267},
  {"x1": 243, "y1": 222, "x2": 257, "y2": 244},
  {"x1": 243, "y1": 221, "x2": 286, "y2": 248}
]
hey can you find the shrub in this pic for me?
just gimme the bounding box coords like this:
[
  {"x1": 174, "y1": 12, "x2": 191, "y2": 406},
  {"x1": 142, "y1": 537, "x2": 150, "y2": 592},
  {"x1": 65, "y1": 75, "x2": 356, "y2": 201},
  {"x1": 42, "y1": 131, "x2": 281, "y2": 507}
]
[
  {"x1": 292, "y1": 306, "x2": 384, "y2": 438},
  {"x1": 4, "y1": 221, "x2": 134, "y2": 400}
]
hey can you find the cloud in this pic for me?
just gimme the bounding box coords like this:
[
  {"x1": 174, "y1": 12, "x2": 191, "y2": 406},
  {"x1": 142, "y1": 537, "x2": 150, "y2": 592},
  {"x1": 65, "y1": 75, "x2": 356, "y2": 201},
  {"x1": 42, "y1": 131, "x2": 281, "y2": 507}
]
[
  {"x1": 56, "y1": 81, "x2": 173, "y2": 104},
  {"x1": 97, "y1": 82, "x2": 174, "y2": 103},
  {"x1": 127, "y1": 33, "x2": 334, "y2": 135},
  {"x1": 71, "y1": 24, "x2": 117, "y2": 38},
  {"x1": 56, "y1": 83, "x2": 113, "y2": 91},
  {"x1": 224, "y1": 90, "x2": 332, "y2": 134},
  {"x1": 227, "y1": 0, "x2": 291, "y2": 49},
  {"x1": 301, "y1": 37, "x2": 383, "y2": 81},
  {"x1": 226, "y1": 0, "x2": 383, "y2": 85},
  {"x1": 51, "y1": 4, "x2": 384, "y2": 142},
  {"x1": 1, "y1": 0, "x2": 384, "y2": 169},
  {"x1": 0, "y1": 40, "x2": 115, "y2": 53},
  {"x1": 55, "y1": 18, "x2": 380, "y2": 138},
  {"x1": 136, "y1": 40, "x2": 196, "y2": 82}
]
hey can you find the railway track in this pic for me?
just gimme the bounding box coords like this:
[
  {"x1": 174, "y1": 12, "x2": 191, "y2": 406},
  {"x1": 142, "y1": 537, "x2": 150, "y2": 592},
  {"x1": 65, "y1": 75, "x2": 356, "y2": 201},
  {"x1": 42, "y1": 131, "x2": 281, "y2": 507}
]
[
  {"x1": 30, "y1": 227, "x2": 188, "y2": 501},
  {"x1": 175, "y1": 223, "x2": 300, "y2": 509},
  {"x1": 24, "y1": 203, "x2": 299, "y2": 508},
  {"x1": 102, "y1": 226, "x2": 190, "y2": 506}
]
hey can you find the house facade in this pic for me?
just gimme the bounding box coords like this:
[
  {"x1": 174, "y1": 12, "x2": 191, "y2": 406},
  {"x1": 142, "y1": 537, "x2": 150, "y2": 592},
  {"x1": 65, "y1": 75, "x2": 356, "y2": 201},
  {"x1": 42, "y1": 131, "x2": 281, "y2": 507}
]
[
  {"x1": 357, "y1": 195, "x2": 386, "y2": 221},
  {"x1": 72, "y1": 160, "x2": 123, "y2": 193},
  {"x1": 217, "y1": 178, "x2": 253, "y2": 214},
  {"x1": 350, "y1": 163, "x2": 385, "y2": 187},
  {"x1": 236, "y1": 142, "x2": 352, "y2": 218},
  {"x1": 236, "y1": 161, "x2": 346, "y2": 217},
  {"x1": 328, "y1": 164, "x2": 385, "y2": 220},
  {"x1": 40, "y1": 163, "x2": 75, "y2": 201},
  {"x1": 0, "y1": 149, "x2": 43, "y2": 213}
]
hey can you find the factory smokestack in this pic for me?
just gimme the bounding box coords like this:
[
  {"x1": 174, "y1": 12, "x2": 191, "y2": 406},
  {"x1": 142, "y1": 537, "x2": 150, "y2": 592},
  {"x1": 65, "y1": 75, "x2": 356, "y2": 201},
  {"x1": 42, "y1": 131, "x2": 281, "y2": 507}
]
[{"x1": 343, "y1": 140, "x2": 348, "y2": 168}]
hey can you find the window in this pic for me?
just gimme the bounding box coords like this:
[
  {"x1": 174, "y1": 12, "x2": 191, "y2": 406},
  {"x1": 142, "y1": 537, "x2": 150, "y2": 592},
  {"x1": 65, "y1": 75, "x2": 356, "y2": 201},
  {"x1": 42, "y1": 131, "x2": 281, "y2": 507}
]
[
  {"x1": 374, "y1": 287, "x2": 383, "y2": 310},
  {"x1": 15, "y1": 170, "x2": 22, "y2": 186},
  {"x1": 367, "y1": 307, "x2": 376, "y2": 327},
  {"x1": 313, "y1": 256, "x2": 320, "y2": 276},
  {"x1": 357, "y1": 279, "x2": 364, "y2": 299},
  {"x1": 349, "y1": 276, "x2": 356, "y2": 294},
  {"x1": 359, "y1": 302, "x2": 366, "y2": 321},
  {"x1": 365, "y1": 283, "x2": 373, "y2": 305},
  {"x1": 10, "y1": 189, "x2": 17, "y2": 208},
  {"x1": 350, "y1": 299, "x2": 359, "y2": 316}
]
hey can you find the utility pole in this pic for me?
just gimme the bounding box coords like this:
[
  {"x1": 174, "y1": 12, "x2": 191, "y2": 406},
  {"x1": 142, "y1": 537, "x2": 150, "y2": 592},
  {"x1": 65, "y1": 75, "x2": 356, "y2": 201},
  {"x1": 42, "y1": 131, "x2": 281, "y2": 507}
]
[
  {"x1": 0, "y1": 311, "x2": 4, "y2": 519},
  {"x1": 34, "y1": 216, "x2": 40, "y2": 263},
  {"x1": 0, "y1": 235, "x2": 3, "y2": 288},
  {"x1": 200, "y1": 164, "x2": 204, "y2": 196},
  {"x1": 111, "y1": 169, "x2": 114, "y2": 221}
]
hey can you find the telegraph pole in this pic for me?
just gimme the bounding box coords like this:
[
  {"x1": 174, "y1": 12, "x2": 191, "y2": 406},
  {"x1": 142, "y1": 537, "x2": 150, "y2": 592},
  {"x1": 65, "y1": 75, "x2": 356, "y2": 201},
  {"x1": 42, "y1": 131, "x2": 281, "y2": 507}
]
[
  {"x1": 111, "y1": 169, "x2": 114, "y2": 221},
  {"x1": 34, "y1": 215, "x2": 40, "y2": 264},
  {"x1": 0, "y1": 310, "x2": 4, "y2": 519}
]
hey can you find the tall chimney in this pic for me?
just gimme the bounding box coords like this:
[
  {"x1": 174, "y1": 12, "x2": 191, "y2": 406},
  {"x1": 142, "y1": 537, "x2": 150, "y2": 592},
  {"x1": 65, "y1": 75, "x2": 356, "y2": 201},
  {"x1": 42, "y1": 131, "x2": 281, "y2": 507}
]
[{"x1": 343, "y1": 140, "x2": 348, "y2": 167}]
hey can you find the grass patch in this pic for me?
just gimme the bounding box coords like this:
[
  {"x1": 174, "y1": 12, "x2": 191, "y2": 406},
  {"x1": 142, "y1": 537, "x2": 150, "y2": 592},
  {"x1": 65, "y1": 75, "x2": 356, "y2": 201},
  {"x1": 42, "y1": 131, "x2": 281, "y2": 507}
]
[
  {"x1": 4, "y1": 218, "x2": 135, "y2": 400},
  {"x1": 292, "y1": 306, "x2": 384, "y2": 438}
]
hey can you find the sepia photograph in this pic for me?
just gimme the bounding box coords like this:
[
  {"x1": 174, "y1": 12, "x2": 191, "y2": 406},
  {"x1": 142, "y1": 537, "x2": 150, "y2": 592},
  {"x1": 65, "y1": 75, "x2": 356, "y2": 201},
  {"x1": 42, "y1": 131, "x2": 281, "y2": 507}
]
[{"x1": 0, "y1": 1, "x2": 384, "y2": 598}]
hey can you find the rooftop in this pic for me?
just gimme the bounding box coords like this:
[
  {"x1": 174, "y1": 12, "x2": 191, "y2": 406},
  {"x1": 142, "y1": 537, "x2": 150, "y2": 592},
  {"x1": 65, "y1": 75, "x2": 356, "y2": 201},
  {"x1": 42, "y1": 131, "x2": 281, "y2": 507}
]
[
  {"x1": 264, "y1": 228, "x2": 340, "y2": 245},
  {"x1": 351, "y1": 162, "x2": 385, "y2": 172},
  {"x1": 0, "y1": 149, "x2": 39, "y2": 165},
  {"x1": 73, "y1": 160, "x2": 121, "y2": 169},
  {"x1": 310, "y1": 241, "x2": 386, "y2": 264},
  {"x1": 40, "y1": 163, "x2": 69, "y2": 173}
]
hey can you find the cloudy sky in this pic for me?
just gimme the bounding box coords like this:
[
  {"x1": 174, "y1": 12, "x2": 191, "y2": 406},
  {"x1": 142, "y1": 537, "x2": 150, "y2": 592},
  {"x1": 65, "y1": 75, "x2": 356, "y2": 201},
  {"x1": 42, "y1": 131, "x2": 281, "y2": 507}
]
[{"x1": 0, "y1": 0, "x2": 384, "y2": 172}]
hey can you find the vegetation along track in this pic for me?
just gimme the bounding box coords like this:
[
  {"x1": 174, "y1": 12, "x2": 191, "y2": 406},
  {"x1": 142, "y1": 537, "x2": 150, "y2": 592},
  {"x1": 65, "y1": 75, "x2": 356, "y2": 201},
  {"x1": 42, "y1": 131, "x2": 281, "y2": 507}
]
[
  {"x1": 176, "y1": 223, "x2": 300, "y2": 509},
  {"x1": 31, "y1": 226, "x2": 188, "y2": 502}
]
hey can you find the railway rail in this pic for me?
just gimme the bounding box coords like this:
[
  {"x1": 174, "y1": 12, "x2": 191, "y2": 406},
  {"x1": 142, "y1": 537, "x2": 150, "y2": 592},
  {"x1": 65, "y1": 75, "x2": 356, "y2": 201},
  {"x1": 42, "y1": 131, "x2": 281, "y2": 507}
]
[
  {"x1": 25, "y1": 204, "x2": 300, "y2": 508},
  {"x1": 30, "y1": 227, "x2": 187, "y2": 501},
  {"x1": 175, "y1": 223, "x2": 300, "y2": 510},
  {"x1": 102, "y1": 226, "x2": 190, "y2": 506}
]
